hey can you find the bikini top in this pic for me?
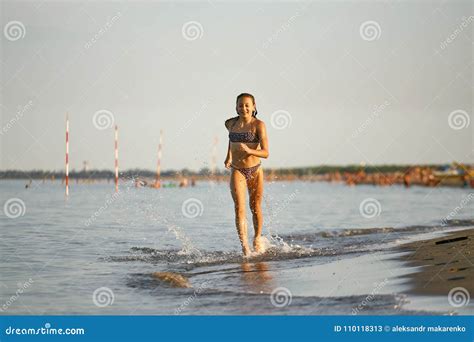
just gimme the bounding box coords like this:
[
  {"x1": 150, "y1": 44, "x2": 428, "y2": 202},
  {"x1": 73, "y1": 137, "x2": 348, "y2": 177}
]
[
  {"x1": 228, "y1": 119, "x2": 259, "y2": 143},
  {"x1": 229, "y1": 131, "x2": 259, "y2": 143}
]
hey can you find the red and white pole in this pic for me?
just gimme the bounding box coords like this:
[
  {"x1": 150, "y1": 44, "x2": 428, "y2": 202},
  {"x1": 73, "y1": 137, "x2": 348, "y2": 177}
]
[
  {"x1": 155, "y1": 129, "x2": 163, "y2": 188},
  {"x1": 114, "y1": 125, "x2": 119, "y2": 192},
  {"x1": 65, "y1": 114, "x2": 69, "y2": 197}
]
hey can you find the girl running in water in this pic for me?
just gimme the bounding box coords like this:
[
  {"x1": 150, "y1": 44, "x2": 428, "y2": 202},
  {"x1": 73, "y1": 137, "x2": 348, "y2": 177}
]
[{"x1": 224, "y1": 93, "x2": 269, "y2": 257}]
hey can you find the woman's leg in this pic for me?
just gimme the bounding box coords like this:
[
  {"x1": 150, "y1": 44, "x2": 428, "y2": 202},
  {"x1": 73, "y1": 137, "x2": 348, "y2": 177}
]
[
  {"x1": 248, "y1": 167, "x2": 264, "y2": 252},
  {"x1": 230, "y1": 168, "x2": 250, "y2": 256}
]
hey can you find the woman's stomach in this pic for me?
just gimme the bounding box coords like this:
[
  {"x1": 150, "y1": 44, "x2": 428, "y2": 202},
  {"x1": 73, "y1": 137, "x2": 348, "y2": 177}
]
[{"x1": 230, "y1": 142, "x2": 260, "y2": 168}]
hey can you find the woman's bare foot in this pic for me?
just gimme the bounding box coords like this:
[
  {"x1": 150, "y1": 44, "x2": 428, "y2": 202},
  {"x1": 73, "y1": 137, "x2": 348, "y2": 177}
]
[
  {"x1": 253, "y1": 236, "x2": 265, "y2": 254},
  {"x1": 242, "y1": 246, "x2": 251, "y2": 257}
]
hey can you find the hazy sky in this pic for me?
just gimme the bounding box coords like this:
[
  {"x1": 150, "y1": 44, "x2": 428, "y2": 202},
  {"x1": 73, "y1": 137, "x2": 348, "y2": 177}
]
[{"x1": 1, "y1": 0, "x2": 472, "y2": 171}]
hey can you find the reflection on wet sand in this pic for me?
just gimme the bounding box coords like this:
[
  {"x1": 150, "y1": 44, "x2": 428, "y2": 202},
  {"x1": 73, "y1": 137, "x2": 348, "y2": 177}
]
[{"x1": 240, "y1": 262, "x2": 274, "y2": 293}]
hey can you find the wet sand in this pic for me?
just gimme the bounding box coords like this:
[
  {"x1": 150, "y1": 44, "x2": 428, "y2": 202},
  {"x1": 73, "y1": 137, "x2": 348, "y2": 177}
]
[{"x1": 397, "y1": 228, "x2": 474, "y2": 296}]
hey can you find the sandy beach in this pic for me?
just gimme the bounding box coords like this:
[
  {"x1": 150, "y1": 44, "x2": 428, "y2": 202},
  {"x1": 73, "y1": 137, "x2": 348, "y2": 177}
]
[{"x1": 397, "y1": 229, "x2": 473, "y2": 297}]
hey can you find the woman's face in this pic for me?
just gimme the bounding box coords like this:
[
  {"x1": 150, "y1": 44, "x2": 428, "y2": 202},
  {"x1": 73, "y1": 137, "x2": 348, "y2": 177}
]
[{"x1": 236, "y1": 96, "x2": 255, "y2": 118}]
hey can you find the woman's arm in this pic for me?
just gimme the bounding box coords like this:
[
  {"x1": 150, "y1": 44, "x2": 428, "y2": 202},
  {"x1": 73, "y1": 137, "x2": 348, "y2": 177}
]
[
  {"x1": 240, "y1": 121, "x2": 269, "y2": 159},
  {"x1": 225, "y1": 141, "x2": 231, "y2": 158},
  {"x1": 224, "y1": 120, "x2": 232, "y2": 168},
  {"x1": 225, "y1": 141, "x2": 232, "y2": 160}
]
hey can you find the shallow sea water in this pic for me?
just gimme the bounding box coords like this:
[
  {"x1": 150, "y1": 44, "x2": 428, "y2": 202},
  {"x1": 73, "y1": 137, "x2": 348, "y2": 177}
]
[{"x1": 1, "y1": 179, "x2": 473, "y2": 315}]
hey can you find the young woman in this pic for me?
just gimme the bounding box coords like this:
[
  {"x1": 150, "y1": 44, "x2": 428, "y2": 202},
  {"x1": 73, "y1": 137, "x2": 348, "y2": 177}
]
[{"x1": 224, "y1": 93, "x2": 269, "y2": 257}]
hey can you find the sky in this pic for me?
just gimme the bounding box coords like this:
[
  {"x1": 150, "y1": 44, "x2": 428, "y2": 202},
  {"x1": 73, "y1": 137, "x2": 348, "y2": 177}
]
[{"x1": 0, "y1": 0, "x2": 472, "y2": 171}]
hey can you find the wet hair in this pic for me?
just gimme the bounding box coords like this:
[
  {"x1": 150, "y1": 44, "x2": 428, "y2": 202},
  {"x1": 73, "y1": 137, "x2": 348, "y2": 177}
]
[{"x1": 236, "y1": 93, "x2": 258, "y2": 117}]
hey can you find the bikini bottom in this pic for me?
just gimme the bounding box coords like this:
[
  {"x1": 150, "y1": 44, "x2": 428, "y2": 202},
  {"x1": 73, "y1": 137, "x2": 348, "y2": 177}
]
[{"x1": 231, "y1": 163, "x2": 261, "y2": 181}]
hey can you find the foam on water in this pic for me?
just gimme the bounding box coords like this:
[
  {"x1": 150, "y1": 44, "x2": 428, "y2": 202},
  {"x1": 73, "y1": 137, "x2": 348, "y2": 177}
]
[
  {"x1": 106, "y1": 236, "x2": 318, "y2": 267},
  {"x1": 106, "y1": 236, "x2": 364, "y2": 272},
  {"x1": 106, "y1": 219, "x2": 474, "y2": 273}
]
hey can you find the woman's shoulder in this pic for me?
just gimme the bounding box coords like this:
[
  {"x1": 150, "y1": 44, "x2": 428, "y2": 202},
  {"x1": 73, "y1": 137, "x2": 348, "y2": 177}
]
[
  {"x1": 254, "y1": 118, "x2": 266, "y2": 128},
  {"x1": 225, "y1": 116, "x2": 238, "y2": 129}
]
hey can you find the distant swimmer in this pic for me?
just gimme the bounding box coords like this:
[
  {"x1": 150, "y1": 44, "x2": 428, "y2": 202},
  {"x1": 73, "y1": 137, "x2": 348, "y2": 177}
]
[
  {"x1": 403, "y1": 172, "x2": 411, "y2": 188},
  {"x1": 224, "y1": 93, "x2": 269, "y2": 257}
]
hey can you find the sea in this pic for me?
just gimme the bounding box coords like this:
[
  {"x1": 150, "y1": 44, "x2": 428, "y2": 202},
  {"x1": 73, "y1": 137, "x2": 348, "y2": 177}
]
[{"x1": 1, "y1": 179, "x2": 473, "y2": 315}]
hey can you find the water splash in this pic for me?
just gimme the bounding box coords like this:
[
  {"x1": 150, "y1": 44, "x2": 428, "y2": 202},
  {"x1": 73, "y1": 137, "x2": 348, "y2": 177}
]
[{"x1": 115, "y1": 185, "x2": 202, "y2": 255}]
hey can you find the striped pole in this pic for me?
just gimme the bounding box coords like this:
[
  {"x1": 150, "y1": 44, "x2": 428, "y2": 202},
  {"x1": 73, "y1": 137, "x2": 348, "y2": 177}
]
[
  {"x1": 114, "y1": 125, "x2": 119, "y2": 192},
  {"x1": 65, "y1": 114, "x2": 69, "y2": 197},
  {"x1": 155, "y1": 129, "x2": 163, "y2": 188}
]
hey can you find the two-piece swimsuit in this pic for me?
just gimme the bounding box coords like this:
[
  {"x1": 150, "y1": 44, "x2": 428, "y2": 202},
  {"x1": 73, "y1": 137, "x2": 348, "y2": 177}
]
[{"x1": 228, "y1": 120, "x2": 261, "y2": 180}]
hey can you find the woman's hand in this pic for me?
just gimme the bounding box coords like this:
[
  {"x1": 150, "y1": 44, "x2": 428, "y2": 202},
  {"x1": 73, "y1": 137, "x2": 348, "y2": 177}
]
[{"x1": 237, "y1": 143, "x2": 252, "y2": 156}]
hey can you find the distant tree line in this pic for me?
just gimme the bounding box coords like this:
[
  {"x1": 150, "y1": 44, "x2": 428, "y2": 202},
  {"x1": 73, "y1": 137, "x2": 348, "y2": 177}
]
[
  {"x1": 270, "y1": 164, "x2": 445, "y2": 177},
  {"x1": 0, "y1": 168, "x2": 214, "y2": 179},
  {"x1": 0, "y1": 164, "x2": 448, "y2": 179}
]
